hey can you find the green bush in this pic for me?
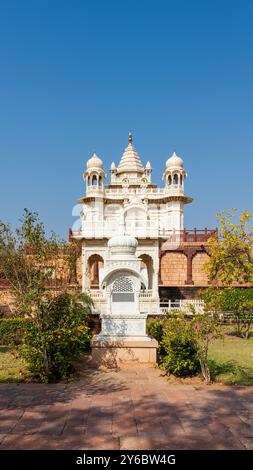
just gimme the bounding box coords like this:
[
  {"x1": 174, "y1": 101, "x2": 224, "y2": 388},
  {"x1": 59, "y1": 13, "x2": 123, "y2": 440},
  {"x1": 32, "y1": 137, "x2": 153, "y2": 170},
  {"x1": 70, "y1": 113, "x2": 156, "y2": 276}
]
[
  {"x1": 147, "y1": 317, "x2": 164, "y2": 342},
  {"x1": 148, "y1": 312, "x2": 221, "y2": 382},
  {"x1": 19, "y1": 292, "x2": 92, "y2": 382},
  {"x1": 0, "y1": 318, "x2": 31, "y2": 345},
  {"x1": 147, "y1": 317, "x2": 166, "y2": 357},
  {"x1": 161, "y1": 315, "x2": 200, "y2": 377}
]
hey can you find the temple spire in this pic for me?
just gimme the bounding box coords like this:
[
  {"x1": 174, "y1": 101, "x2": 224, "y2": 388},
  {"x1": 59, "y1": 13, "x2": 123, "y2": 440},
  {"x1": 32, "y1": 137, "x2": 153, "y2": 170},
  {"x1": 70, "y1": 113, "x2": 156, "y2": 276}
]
[{"x1": 117, "y1": 131, "x2": 144, "y2": 175}]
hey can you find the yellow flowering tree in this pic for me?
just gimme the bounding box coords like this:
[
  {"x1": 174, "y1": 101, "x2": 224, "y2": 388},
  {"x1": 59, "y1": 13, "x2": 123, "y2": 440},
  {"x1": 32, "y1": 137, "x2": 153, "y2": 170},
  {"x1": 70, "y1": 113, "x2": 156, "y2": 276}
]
[{"x1": 205, "y1": 209, "x2": 253, "y2": 285}]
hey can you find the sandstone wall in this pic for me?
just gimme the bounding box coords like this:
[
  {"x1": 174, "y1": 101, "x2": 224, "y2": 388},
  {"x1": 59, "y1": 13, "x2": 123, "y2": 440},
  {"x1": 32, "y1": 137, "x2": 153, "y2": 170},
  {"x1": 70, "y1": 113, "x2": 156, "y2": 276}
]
[
  {"x1": 192, "y1": 253, "x2": 210, "y2": 285},
  {"x1": 160, "y1": 250, "x2": 210, "y2": 287},
  {"x1": 160, "y1": 252, "x2": 187, "y2": 285}
]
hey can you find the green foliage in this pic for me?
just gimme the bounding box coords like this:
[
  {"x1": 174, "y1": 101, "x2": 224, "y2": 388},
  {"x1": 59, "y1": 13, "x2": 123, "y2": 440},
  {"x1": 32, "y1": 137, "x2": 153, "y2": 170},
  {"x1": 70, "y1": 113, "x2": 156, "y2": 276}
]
[
  {"x1": 202, "y1": 288, "x2": 224, "y2": 313},
  {"x1": 203, "y1": 287, "x2": 253, "y2": 339},
  {"x1": 148, "y1": 312, "x2": 222, "y2": 382},
  {"x1": 190, "y1": 311, "x2": 222, "y2": 383},
  {"x1": 161, "y1": 314, "x2": 200, "y2": 377},
  {"x1": 146, "y1": 317, "x2": 165, "y2": 356},
  {"x1": 0, "y1": 209, "x2": 89, "y2": 383},
  {"x1": 0, "y1": 209, "x2": 69, "y2": 316},
  {"x1": 19, "y1": 292, "x2": 92, "y2": 382},
  {"x1": 204, "y1": 209, "x2": 253, "y2": 285},
  {"x1": 162, "y1": 340, "x2": 199, "y2": 377},
  {"x1": 208, "y1": 333, "x2": 253, "y2": 385},
  {"x1": 0, "y1": 346, "x2": 31, "y2": 383},
  {"x1": 0, "y1": 318, "x2": 31, "y2": 346},
  {"x1": 208, "y1": 359, "x2": 253, "y2": 386},
  {"x1": 147, "y1": 317, "x2": 164, "y2": 342}
]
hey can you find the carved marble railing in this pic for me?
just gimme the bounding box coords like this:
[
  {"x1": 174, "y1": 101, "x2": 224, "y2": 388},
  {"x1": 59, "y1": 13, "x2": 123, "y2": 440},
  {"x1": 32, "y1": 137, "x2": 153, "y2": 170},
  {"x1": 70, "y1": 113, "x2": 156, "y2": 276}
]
[
  {"x1": 159, "y1": 299, "x2": 204, "y2": 315},
  {"x1": 88, "y1": 289, "x2": 204, "y2": 315},
  {"x1": 73, "y1": 226, "x2": 172, "y2": 239},
  {"x1": 104, "y1": 187, "x2": 184, "y2": 198},
  {"x1": 89, "y1": 289, "x2": 154, "y2": 301},
  {"x1": 89, "y1": 289, "x2": 159, "y2": 316},
  {"x1": 139, "y1": 290, "x2": 153, "y2": 299}
]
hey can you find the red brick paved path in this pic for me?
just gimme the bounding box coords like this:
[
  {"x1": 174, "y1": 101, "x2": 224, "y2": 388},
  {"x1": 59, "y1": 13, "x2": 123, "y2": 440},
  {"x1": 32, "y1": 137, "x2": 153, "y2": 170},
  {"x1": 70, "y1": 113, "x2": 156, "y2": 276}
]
[{"x1": 0, "y1": 367, "x2": 253, "y2": 450}]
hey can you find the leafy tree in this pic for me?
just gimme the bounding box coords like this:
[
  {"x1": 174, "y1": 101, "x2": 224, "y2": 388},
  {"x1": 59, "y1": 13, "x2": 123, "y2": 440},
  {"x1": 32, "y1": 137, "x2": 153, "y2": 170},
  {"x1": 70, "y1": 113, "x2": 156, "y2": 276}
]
[
  {"x1": 191, "y1": 311, "x2": 222, "y2": 384},
  {"x1": 0, "y1": 209, "x2": 91, "y2": 381},
  {"x1": 204, "y1": 209, "x2": 253, "y2": 285},
  {"x1": 20, "y1": 292, "x2": 92, "y2": 382},
  {"x1": 203, "y1": 287, "x2": 253, "y2": 339},
  {"x1": 0, "y1": 209, "x2": 69, "y2": 313},
  {"x1": 203, "y1": 209, "x2": 253, "y2": 339}
]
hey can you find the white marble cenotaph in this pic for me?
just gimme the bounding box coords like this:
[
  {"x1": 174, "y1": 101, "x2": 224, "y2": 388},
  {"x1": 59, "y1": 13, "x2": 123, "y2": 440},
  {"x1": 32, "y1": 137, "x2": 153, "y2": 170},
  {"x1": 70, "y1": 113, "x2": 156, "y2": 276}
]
[{"x1": 91, "y1": 234, "x2": 158, "y2": 367}]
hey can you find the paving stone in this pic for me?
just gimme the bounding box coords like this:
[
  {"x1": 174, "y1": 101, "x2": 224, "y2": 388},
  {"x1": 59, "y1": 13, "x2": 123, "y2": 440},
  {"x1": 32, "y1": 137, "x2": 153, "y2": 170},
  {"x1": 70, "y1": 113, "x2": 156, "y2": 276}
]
[
  {"x1": 0, "y1": 419, "x2": 21, "y2": 434},
  {"x1": 239, "y1": 437, "x2": 253, "y2": 450},
  {"x1": 219, "y1": 414, "x2": 253, "y2": 438},
  {"x1": 0, "y1": 433, "x2": 48, "y2": 450},
  {"x1": 37, "y1": 418, "x2": 67, "y2": 436},
  {"x1": 120, "y1": 434, "x2": 172, "y2": 450},
  {"x1": 0, "y1": 367, "x2": 252, "y2": 450},
  {"x1": 0, "y1": 434, "x2": 7, "y2": 444},
  {"x1": 62, "y1": 425, "x2": 86, "y2": 436},
  {"x1": 82, "y1": 435, "x2": 119, "y2": 450},
  {"x1": 67, "y1": 409, "x2": 90, "y2": 426},
  {"x1": 18, "y1": 411, "x2": 45, "y2": 426},
  {"x1": 10, "y1": 424, "x2": 41, "y2": 435},
  {"x1": 40, "y1": 436, "x2": 86, "y2": 450}
]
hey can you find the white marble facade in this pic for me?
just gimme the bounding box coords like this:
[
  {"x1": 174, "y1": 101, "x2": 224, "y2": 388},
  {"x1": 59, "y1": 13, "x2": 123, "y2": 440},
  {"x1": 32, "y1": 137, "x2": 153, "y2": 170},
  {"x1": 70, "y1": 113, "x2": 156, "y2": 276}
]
[{"x1": 73, "y1": 131, "x2": 192, "y2": 315}]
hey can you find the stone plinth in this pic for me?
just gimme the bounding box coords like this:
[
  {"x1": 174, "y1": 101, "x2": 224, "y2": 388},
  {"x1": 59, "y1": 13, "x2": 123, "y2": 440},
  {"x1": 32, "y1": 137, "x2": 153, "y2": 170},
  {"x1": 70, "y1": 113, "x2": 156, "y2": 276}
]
[
  {"x1": 91, "y1": 338, "x2": 158, "y2": 369},
  {"x1": 97, "y1": 313, "x2": 148, "y2": 341}
]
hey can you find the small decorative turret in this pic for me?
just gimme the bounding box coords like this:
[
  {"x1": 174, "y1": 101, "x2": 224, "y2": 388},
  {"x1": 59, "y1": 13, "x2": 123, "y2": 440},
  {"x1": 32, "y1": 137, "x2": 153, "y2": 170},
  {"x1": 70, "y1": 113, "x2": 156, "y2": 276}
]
[
  {"x1": 163, "y1": 151, "x2": 187, "y2": 190},
  {"x1": 145, "y1": 161, "x2": 152, "y2": 182},
  {"x1": 83, "y1": 152, "x2": 106, "y2": 193},
  {"x1": 166, "y1": 151, "x2": 183, "y2": 169},
  {"x1": 110, "y1": 161, "x2": 117, "y2": 183},
  {"x1": 110, "y1": 161, "x2": 117, "y2": 172},
  {"x1": 86, "y1": 152, "x2": 103, "y2": 170}
]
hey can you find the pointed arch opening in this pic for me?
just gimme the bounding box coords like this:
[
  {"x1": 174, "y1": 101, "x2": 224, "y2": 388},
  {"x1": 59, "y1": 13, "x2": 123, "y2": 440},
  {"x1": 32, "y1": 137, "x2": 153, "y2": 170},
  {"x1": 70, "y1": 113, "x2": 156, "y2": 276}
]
[
  {"x1": 92, "y1": 174, "x2": 97, "y2": 186},
  {"x1": 138, "y1": 254, "x2": 153, "y2": 289},
  {"x1": 87, "y1": 254, "x2": 104, "y2": 288},
  {"x1": 173, "y1": 173, "x2": 178, "y2": 186}
]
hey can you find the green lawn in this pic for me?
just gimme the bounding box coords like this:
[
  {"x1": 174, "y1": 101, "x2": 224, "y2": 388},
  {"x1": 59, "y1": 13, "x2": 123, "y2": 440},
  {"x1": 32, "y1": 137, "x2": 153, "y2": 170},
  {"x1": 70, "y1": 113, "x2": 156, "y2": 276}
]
[
  {"x1": 0, "y1": 336, "x2": 253, "y2": 385},
  {"x1": 0, "y1": 346, "x2": 31, "y2": 383},
  {"x1": 208, "y1": 335, "x2": 253, "y2": 385}
]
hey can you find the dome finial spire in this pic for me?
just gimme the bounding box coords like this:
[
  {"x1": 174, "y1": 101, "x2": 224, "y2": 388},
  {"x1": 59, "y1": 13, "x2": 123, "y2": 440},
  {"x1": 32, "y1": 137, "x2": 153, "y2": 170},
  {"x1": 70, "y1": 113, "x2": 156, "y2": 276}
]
[{"x1": 128, "y1": 129, "x2": 132, "y2": 144}]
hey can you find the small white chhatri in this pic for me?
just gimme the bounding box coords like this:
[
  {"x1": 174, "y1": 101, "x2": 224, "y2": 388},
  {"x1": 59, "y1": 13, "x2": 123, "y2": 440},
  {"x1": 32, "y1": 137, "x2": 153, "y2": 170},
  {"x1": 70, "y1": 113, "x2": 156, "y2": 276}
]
[
  {"x1": 94, "y1": 234, "x2": 150, "y2": 341},
  {"x1": 91, "y1": 233, "x2": 158, "y2": 367}
]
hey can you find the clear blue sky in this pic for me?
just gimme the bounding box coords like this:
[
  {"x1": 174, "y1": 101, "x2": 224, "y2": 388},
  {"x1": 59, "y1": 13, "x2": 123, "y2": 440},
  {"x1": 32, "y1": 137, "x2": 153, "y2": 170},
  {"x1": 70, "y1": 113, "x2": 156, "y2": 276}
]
[{"x1": 0, "y1": 0, "x2": 252, "y2": 237}]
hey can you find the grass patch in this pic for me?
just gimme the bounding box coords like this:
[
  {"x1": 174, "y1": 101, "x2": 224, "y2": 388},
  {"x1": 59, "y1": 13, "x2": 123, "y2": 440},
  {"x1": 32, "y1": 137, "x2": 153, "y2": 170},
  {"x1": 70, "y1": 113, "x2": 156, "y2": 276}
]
[
  {"x1": 208, "y1": 335, "x2": 253, "y2": 385},
  {"x1": 0, "y1": 346, "x2": 31, "y2": 383}
]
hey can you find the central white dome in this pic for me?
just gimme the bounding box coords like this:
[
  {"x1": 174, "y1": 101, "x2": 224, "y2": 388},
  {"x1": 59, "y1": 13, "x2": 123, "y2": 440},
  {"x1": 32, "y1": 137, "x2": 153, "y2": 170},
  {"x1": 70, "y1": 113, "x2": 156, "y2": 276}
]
[{"x1": 108, "y1": 235, "x2": 138, "y2": 249}]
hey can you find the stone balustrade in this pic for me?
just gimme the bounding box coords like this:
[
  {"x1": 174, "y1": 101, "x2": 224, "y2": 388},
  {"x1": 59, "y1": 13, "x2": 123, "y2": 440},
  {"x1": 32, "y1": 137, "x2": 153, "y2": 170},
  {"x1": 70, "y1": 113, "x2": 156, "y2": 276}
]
[{"x1": 88, "y1": 289, "x2": 204, "y2": 315}]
